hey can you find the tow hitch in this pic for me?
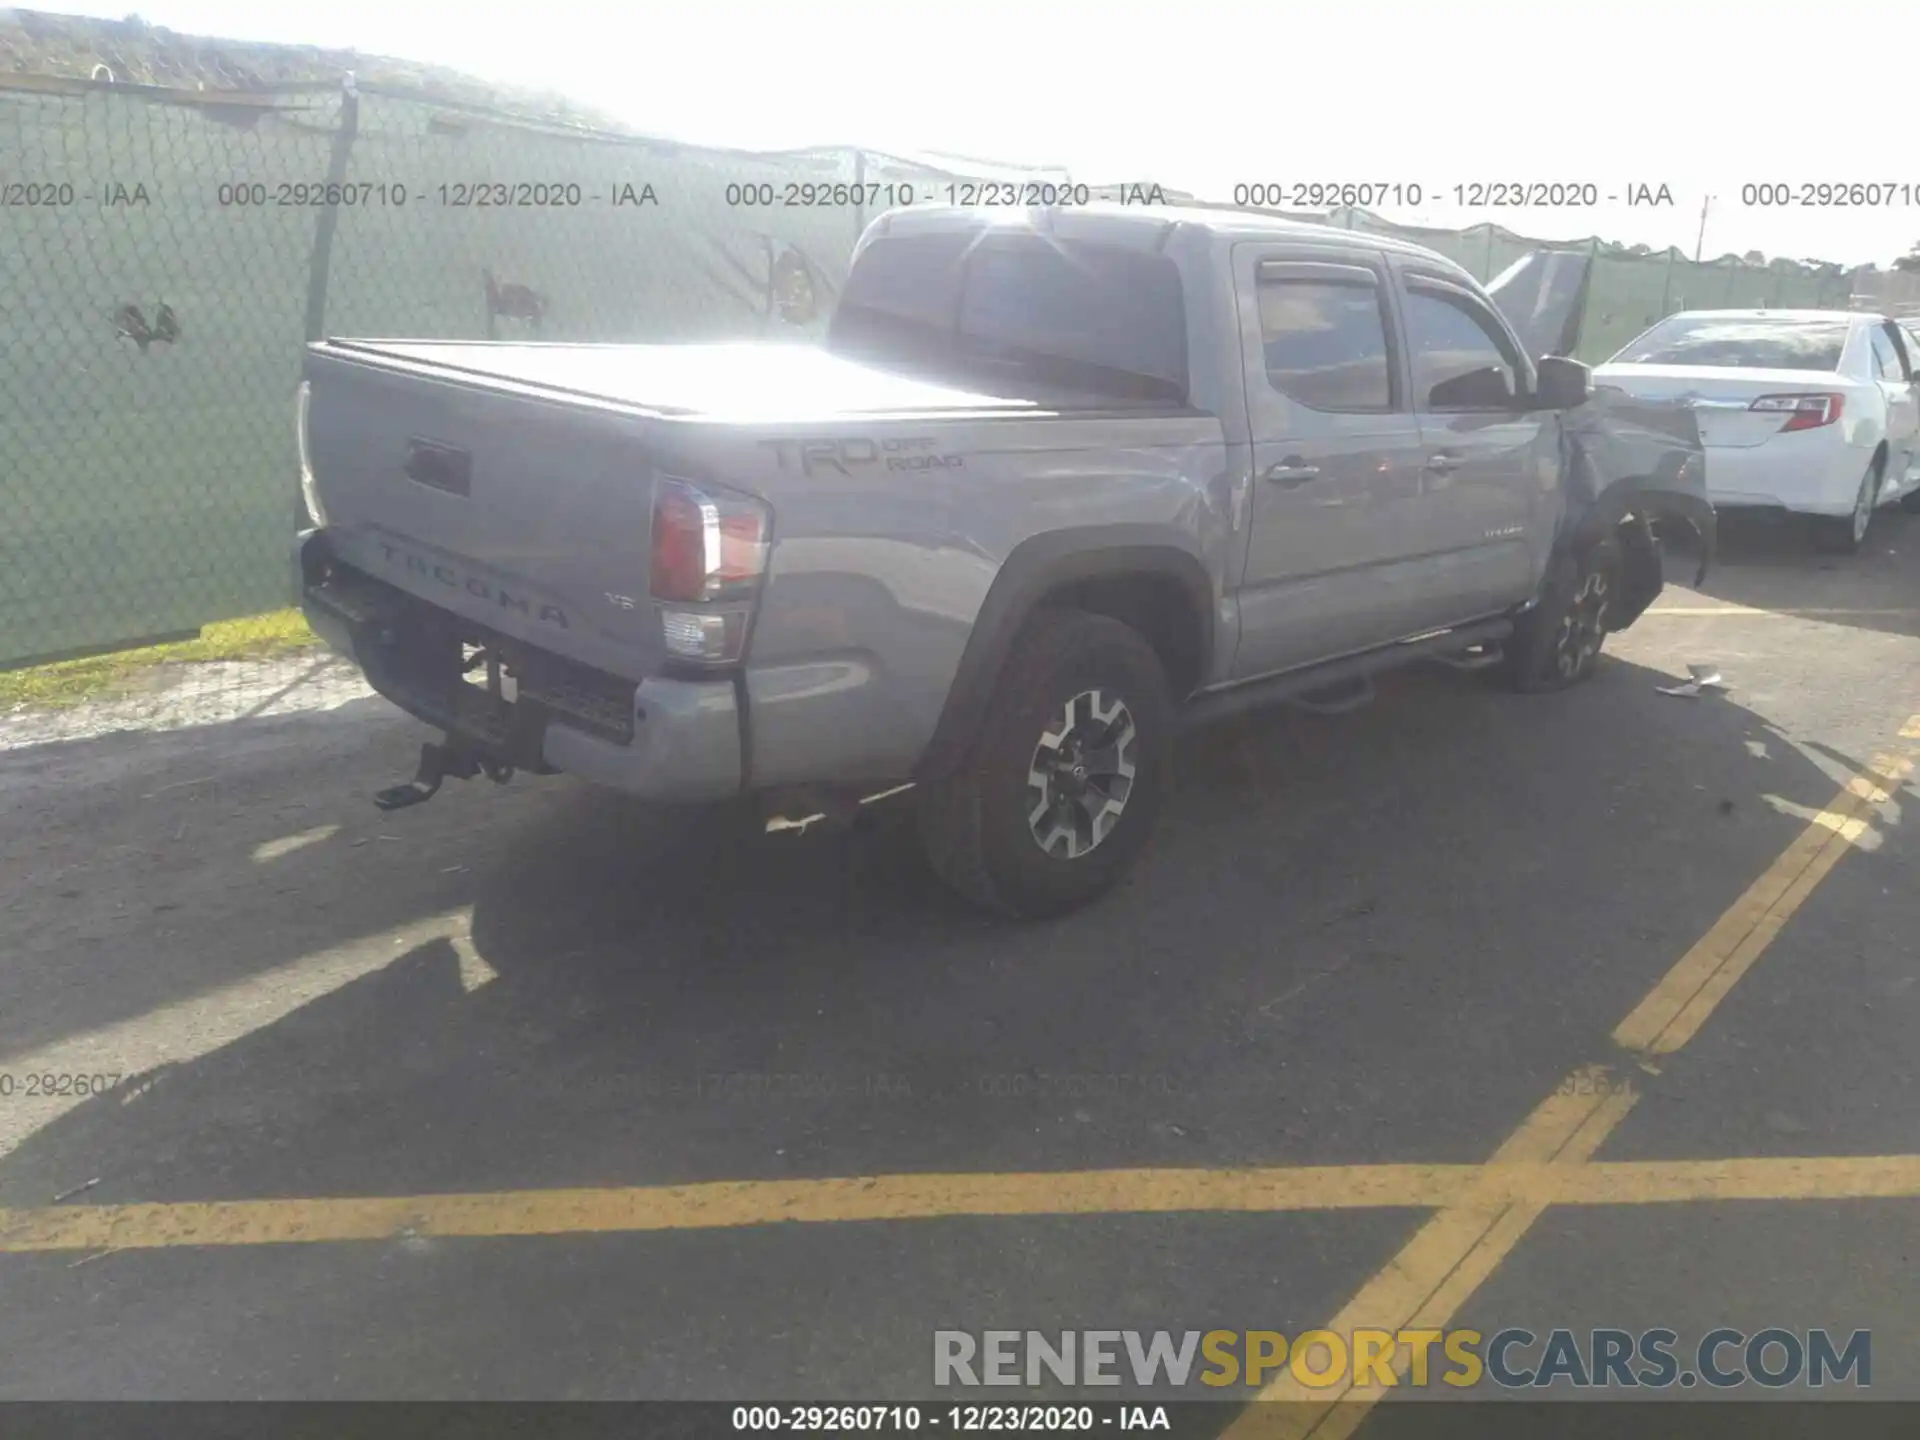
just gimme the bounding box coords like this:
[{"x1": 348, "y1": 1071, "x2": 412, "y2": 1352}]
[{"x1": 374, "y1": 736, "x2": 515, "y2": 812}]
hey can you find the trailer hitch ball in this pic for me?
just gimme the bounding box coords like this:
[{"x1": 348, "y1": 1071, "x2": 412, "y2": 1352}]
[{"x1": 372, "y1": 737, "x2": 504, "y2": 811}]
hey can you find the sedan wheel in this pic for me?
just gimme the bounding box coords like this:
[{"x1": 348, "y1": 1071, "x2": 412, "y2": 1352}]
[{"x1": 1811, "y1": 460, "x2": 1882, "y2": 555}]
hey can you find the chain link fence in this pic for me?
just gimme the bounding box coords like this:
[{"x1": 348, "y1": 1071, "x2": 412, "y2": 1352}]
[
  {"x1": 0, "y1": 73, "x2": 1864, "y2": 674},
  {"x1": 0, "y1": 75, "x2": 1064, "y2": 671},
  {"x1": 1333, "y1": 208, "x2": 1853, "y2": 363}
]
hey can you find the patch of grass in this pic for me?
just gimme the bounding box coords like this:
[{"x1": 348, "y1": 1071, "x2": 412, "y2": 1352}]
[{"x1": 0, "y1": 609, "x2": 323, "y2": 710}]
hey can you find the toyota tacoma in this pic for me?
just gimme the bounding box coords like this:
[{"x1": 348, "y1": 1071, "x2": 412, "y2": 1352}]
[{"x1": 295, "y1": 204, "x2": 1712, "y2": 918}]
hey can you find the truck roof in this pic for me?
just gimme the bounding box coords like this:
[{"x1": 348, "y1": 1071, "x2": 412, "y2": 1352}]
[{"x1": 868, "y1": 202, "x2": 1482, "y2": 285}]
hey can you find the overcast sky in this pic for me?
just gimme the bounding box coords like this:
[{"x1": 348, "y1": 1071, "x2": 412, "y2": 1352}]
[{"x1": 44, "y1": 0, "x2": 1920, "y2": 267}]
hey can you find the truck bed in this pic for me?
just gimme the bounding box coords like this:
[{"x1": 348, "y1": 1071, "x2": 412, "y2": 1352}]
[
  {"x1": 300, "y1": 337, "x2": 1225, "y2": 703},
  {"x1": 319, "y1": 338, "x2": 1063, "y2": 422}
]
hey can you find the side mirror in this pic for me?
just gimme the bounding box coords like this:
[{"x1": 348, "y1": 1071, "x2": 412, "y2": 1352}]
[{"x1": 1532, "y1": 355, "x2": 1591, "y2": 410}]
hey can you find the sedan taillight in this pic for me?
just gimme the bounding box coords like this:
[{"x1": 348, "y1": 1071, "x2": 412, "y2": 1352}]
[
  {"x1": 649, "y1": 477, "x2": 771, "y2": 665},
  {"x1": 1750, "y1": 392, "x2": 1844, "y2": 433}
]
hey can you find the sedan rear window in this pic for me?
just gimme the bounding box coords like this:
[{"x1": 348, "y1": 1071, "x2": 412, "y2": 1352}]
[
  {"x1": 827, "y1": 233, "x2": 1189, "y2": 406},
  {"x1": 1608, "y1": 317, "x2": 1850, "y2": 371}
]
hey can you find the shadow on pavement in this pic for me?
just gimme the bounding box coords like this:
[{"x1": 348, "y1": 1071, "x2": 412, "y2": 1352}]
[
  {"x1": 1, "y1": 652, "x2": 1886, "y2": 1213},
  {"x1": 0, "y1": 696, "x2": 522, "y2": 1060},
  {"x1": 1679, "y1": 508, "x2": 1920, "y2": 641}
]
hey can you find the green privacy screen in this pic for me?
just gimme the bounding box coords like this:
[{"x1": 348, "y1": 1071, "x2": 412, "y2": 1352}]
[
  {"x1": 0, "y1": 77, "x2": 1857, "y2": 667},
  {"x1": 0, "y1": 79, "x2": 1040, "y2": 666}
]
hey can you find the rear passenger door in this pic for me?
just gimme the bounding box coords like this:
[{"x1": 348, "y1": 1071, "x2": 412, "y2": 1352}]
[
  {"x1": 1869, "y1": 322, "x2": 1919, "y2": 492},
  {"x1": 1392, "y1": 269, "x2": 1547, "y2": 623},
  {"x1": 1230, "y1": 247, "x2": 1430, "y2": 679}
]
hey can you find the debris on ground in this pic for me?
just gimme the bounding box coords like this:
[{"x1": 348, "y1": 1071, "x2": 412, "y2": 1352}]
[{"x1": 1656, "y1": 664, "x2": 1730, "y2": 699}]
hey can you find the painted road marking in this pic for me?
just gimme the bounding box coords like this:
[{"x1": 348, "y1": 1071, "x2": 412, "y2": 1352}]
[
  {"x1": 1613, "y1": 754, "x2": 1913, "y2": 1056},
  {"x1": 1227, "y1": 716, "x2": 1920, "y2": 1440},
  {"x1": 0, "y1": 1166, "x2": 1481, "y2": 1253},
  {"x1": 0, "y1": 718, "x2": 1910, "y2": 1421},
  {"x1": 11, "y1": 1153, "x2": 1920, "y2": 1256},
  {"x1": 0, "y1": 909, "x2": 472, "y2": 1163}
]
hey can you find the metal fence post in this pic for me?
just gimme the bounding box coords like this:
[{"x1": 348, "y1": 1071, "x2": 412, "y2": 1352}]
[
  {"x1": 302, "y1": 74, "x2": 360, "y2": 344},
  {"x1": 1658, "y1": 248, "x2": 1676, "y2": 316}
]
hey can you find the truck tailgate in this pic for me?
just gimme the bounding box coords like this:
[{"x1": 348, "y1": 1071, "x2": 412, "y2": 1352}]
[{"x1": 303, "y1": 345, "x2": 670, "y2": 681}]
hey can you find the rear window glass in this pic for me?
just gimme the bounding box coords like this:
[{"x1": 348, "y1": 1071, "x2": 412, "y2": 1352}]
[
  {"x1": 828, "y1": 230, "x2": 971, "y2": 335},
  {"x1": 1608, "y1": 317, "x2": 1849, "y2": 371},
  {"x1": 827, "y1": 233, "x2": 1189, "y2": 405}
]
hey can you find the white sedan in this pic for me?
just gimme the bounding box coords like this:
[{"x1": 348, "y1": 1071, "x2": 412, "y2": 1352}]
[{"x1": 1593, "y1": 309, "x2": 1920, "y2": 552}]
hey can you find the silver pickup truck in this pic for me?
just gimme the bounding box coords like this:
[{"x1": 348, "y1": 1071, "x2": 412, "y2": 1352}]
[{"x1": 295, "y1": 204, "x2": 1711, "y2": 918}]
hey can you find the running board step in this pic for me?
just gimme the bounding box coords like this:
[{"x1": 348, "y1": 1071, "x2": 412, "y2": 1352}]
[{"x1": 1178, "y1": 618, "x2": 1514, "y2": 732}]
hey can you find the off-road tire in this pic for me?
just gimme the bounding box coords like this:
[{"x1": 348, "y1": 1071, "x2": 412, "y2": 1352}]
[
  {"x1": 1810, "y1": 458, "x2": 1883, "y2": 554},
  {"x1": 1499, "y1": 534, "x2": 1623, "y2": 693},
  {"x1": 916, "y1": 608, "x2": 1173, "y2": 919}
]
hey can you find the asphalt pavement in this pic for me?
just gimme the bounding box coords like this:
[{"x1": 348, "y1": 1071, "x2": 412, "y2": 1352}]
[{"x1": 2, "y1": 513, "x2": 1919, "y2": 1434}]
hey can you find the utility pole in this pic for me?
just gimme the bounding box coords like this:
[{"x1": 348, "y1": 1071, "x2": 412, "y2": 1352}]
[{"x1": 1693, "y1": 194, "x2": 1712, "y2": 263}]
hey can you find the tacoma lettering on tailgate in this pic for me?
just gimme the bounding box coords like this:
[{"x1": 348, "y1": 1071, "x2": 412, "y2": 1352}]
[{"x1": 377, "y1": 541, "x2": 570, "y2": 629}]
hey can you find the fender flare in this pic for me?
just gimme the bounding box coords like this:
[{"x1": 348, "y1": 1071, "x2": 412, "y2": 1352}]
[
  {"x1": 914, "y1": 526, "x2": 1216, "y2": 781},
  {"x1": 1557, "y1": 449, "x2": 1717, "y2": 633}
]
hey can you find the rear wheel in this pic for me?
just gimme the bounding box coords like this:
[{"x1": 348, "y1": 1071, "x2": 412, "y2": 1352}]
[
  {"x1": 916, "y1": 609, "x2": 1172, "y2": 919},
  {"x1": 1810, "y1": 458, "x2": 1882, "y2": 554},
  {"x1": 1500, "y1": 535, "x2": 1621, "y2": 693}
]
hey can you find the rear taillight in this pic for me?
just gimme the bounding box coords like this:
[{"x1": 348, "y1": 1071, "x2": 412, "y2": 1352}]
[
  {"x1": 649, "y1": 477, "x2": 771, "y2": 665},
  {"x1": 1750, "y1": 392, "x2": 1844, "y2": 433}
]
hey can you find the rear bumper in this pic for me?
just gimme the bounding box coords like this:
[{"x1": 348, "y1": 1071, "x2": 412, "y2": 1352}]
[
  {"x1": 296, "y1": 531, "x2": 742, "y2": 803},
  {"x1": 1703, "y1": 440, "x2": 1876, "y2": 518}
]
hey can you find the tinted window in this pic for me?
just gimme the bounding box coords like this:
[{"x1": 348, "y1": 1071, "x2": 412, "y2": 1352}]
[
  {"x1": 826, "y1": 233, "x2": 1188, "y2": 405},
  {"x1": 956, "y1": 241, "x2": 1188, "y2": 399},
  {"x1": 832, "y1": 232, "x2": 970, "y2": 333},
  {"x1": 1258, "y1": 279, "x2": 1393, "y2": 411},
  {"x1": 1870, "y1": 325, "x2": 1909, "y2": 381},
  {"x1": 1404, "y1": 288, "x2": 1519, "y2": 411},
  {"x1": 1608, "y1": 316, "x2": 1849, "y2": 371}
]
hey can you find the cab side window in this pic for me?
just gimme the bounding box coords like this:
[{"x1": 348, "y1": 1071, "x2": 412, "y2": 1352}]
[
  {"x1": 1871, "y1": 324, "x2": 1910, "y2": 382},
  {"x1": 1403, "y1": 286, "x2": 1521, "y2": 412},
  {"x1": 1257, "y1": 275, "x2": 1397, "y2": 413}
]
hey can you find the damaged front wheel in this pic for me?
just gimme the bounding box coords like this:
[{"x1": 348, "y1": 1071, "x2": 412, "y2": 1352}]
[{"x1": 1501, "y1": 536, "x2": 1621, "y2": 693}]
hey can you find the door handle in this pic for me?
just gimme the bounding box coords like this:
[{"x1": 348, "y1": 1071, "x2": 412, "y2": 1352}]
[
  {"x1": 1263, "y1": 458, "x2": 1321, "y2": 487},
  {"x1": 1425, "y1": 452, "x2": 1464, "y2": 474}
]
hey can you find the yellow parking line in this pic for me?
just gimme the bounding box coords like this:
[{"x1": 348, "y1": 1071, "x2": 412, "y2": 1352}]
[
  {"x1": 1557, "y1": 1155, "x2": 1920, "y2": 1204},
  {"x1": 1227, "y1": 715, "x2": 1920, "y2": 1440},
  {"x1": 1, "y1": 719, "x2": 1909, "y2": 1430},
  {"x1": 0, "y1": 1165, "x2": 1485, "y2": 1254},
  {"x1": 1613, "y1": 754, "x2": 1912, "y2": 1056},
  {"x1": 10, "y1": 1153, "x2": 1920, "y2": 1257}
]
